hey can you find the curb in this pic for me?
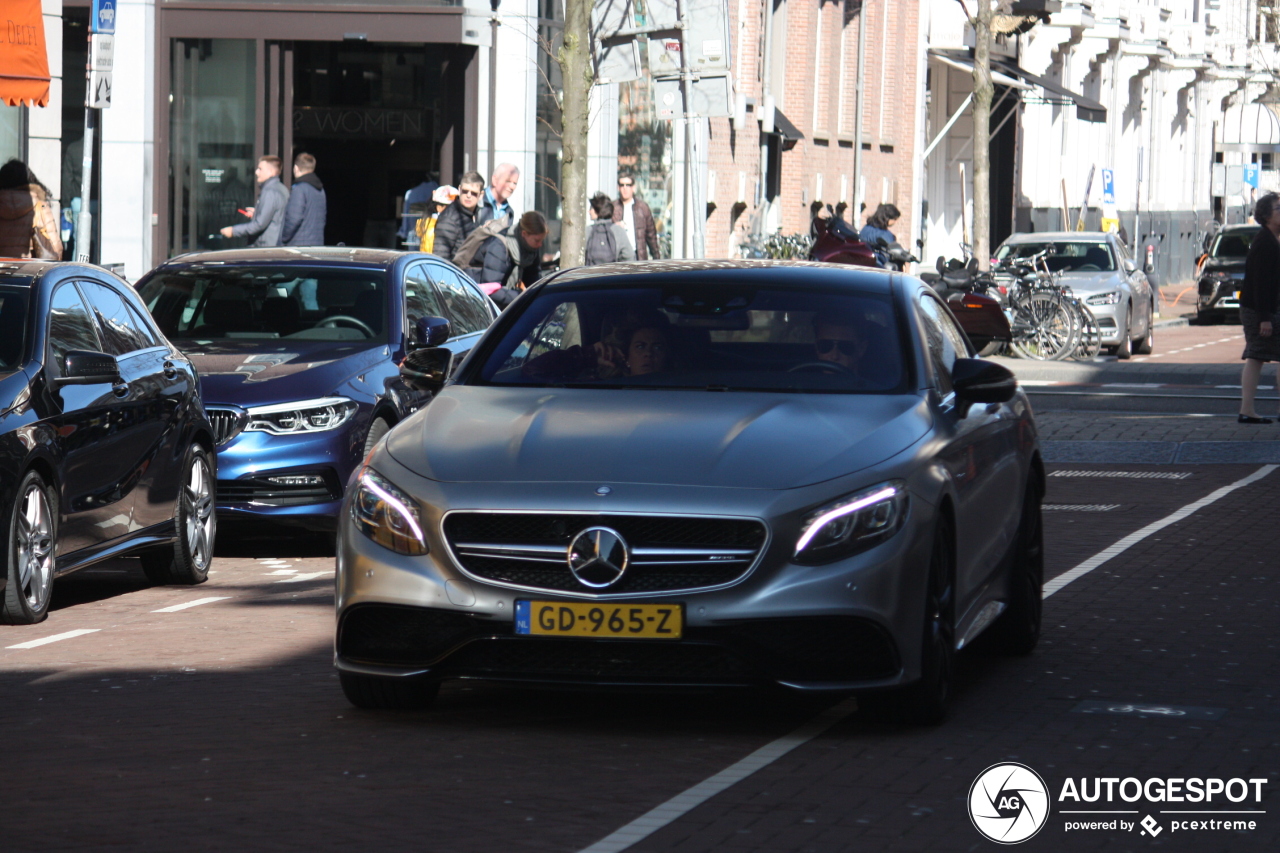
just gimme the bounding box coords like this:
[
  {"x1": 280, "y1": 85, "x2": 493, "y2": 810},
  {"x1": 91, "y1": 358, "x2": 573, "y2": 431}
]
[
  {"x1": 1043, "y1": 440, "x2": 1280, "y2": 464},
  {"x1": 1153, "y1": 316, "x2": 1190, "y2": 329}
]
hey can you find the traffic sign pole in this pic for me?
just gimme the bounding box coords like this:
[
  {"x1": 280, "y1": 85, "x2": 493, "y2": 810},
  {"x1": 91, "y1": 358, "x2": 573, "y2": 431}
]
[{"x1": 76, "y1": 1, "x2": 115, "y2": 263}]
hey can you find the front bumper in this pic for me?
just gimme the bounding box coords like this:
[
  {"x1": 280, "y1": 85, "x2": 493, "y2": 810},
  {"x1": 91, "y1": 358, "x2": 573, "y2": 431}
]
[
  {"x1": 333, "y1": 455, "x2": 937, "y2": 692},
  {"x1": 1199, "y1": 277, "x2": 1243, "y2": 314},
  {"x1": 213, "y1": 419, "x2": 362, "y2": 528}
]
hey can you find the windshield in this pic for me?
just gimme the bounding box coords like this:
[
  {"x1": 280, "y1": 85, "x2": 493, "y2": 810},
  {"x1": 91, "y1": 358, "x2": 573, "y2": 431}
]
[
  {"x1": 139, "y1": 267, "x2": 389, "y2": 342},
  {"x1": 1210, "y1": 229, "x2": 1257, "y2": 259},
  {"x1": 0, "y1": 286, "x2": 29, "y2": 371},
  {"x1": 995, "y1": 241, "x2": 1116, "y2": 273},
  {"x1": 473, "y1": 285, "x2": 906, "y2": 393}
]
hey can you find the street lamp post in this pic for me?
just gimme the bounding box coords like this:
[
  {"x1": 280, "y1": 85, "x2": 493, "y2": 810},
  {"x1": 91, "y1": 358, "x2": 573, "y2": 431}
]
[{"x1": 489, "y1": 0, "x2": 500, "y2": 178}]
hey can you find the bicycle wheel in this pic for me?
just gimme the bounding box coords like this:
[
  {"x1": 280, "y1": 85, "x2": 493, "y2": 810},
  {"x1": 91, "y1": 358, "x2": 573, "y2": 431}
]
[
  {"x1": 1069, "y1": 301, "x2": 1102, "y2": 360},
  {"x1": 1010, "y1": 293, "x2": 1076, "y2": 360}
]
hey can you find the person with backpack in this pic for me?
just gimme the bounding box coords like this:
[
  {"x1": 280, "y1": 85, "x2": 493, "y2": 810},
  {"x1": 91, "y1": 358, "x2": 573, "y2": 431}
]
[
  {"x1": 477, "y1": 210, "x2": 548, "y2": 308},
  {"x1": 584, "y1": 194, "x2": 634, "y2": 266}
]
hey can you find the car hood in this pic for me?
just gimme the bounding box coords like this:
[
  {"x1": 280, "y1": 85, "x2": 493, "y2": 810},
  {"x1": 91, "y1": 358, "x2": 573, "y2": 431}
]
[
  {"x1": 177, "y1": 339, "x2": 387, "y2": 408},
  {"x1": 384, "y1": 386, "x2": 930, "y2": 489},
  {"x1": 1057, "y1": 270, "x2": 1127, "y2": 293},
  {"x1": 1204, "y1": 257, "x2": 1246, "y2": 273}
]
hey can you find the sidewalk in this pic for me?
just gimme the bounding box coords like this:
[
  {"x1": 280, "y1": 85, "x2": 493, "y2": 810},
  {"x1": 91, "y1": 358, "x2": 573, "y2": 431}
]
[{"x1": 1036, "y1": 412, "x2": 1280, "y2": 463}]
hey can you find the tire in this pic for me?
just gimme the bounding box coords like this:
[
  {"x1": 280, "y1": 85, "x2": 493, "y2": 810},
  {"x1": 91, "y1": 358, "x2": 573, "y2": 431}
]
[
  {"x1": 340, "y1": 671, "x2": 440, "y2": 710},
  {"x1": 989, "y1": 480, "x2": 1044, "y2": 655},
  {"x1": 363, "y1": 416, "x2": 392, "y2": 457},
  {"x1": 1, "y1": 471, "x2": 57, "y2": 625},
  {"x1": 141, "y1": 444, "x2": 215, "y2": 585},
  {"x1": 977, "y1": 340, "x2": 1005, "y2": 358},
  {"x1": 1133, "y1": 304, "x2": 1155, "y2": 355},
  {"x1": 1114, "y1": 308, "x2": 1132, "y2": 359},
  {"x1": 1010, "y1": 294, "x2": 1076, "y2": 360}
]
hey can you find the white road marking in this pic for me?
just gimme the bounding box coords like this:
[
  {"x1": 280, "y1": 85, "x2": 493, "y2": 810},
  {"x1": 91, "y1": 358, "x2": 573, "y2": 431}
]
[
  {"x1": 268, "y1": 569, "x2": 297, "y2": 575},
  {"x1": 275, "y1": 572, "x2": 333, "y2": 583},
  {"x1": 152, "y1": 597, "x2": 231, "y2": 613},
  {"x1": 1049, "y1": 470, "x2": 1191, "y2": 480},
  {"x1": 1044, "y1": 464, "x2": 1277, "y2": 598},
  {"x1": 7, "y1": 629, "x2": 100, "y2": 649},
  {"x1": 1044, "y1": 504, "x2": 1121, "y2": 512},
  {"x1": 577, "y1": 698, "x2": 859, "y2": 853}
]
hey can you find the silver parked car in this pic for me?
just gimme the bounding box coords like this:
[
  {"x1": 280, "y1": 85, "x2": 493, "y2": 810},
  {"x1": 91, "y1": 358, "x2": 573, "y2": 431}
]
[
  {"x1": 334, "y1": 261, "x2": 1045, "y2": 723},
  {"x1": 994, "y1": 231, "x2": 1156, "y2": 358}
]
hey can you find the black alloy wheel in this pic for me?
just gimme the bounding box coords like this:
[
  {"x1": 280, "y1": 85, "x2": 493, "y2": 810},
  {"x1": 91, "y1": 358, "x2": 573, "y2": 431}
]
[
  {"x1": 990, "y1": 479, "x2": 1044, "y2": 655},
  {"x1": 1, "y1": 471, "x2": 57, "y2": 625},
  {"x1": 1132, "y1": 301, "x2": 1155, "y2": 355}
]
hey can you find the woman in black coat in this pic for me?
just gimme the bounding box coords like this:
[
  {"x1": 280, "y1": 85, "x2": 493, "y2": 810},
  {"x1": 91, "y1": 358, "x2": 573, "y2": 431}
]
[{"x1": 1238, "y1": 191, "x2": 1280, "y2": 423}]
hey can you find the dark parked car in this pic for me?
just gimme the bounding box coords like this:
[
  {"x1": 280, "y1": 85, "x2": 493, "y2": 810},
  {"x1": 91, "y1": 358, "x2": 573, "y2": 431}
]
[
  {"x1": 0, "y1": 260, "x2": 216, "y2": 624},
  {"x1": 335, "y1": 260, "x2": 1044, "y2": 723},
  {"x1": 136, "y1": 248, "x2": 499, "y2": 532},
  {"x1": 1197, "y1": 224, "x2": 1259, "y2": 323}
]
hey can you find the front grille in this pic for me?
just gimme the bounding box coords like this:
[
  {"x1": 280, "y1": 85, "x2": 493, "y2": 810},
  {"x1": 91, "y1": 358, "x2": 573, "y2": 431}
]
[
  {"x1": 443, "y1": 512, "x2": 768, "y2": 595},
  {"x1": 218, "y1": 472, "x2": 340, "y2": 507},
  {"x1": 338, "y1": 605, "x2": 896, "y2": 685},
  {"x1": 206, "y1": 407, "x2": 247, "y2": 446}
]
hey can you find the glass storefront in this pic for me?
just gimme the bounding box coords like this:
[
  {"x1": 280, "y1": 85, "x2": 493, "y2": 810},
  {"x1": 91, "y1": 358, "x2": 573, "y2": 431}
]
[
  {"x1": 0, "y1": 107, "x2": 21, "y2": 163},
  {"x1": 618, "y1": 53, "x2": 673, "y2": 258},
  {"x1": 168, "y1": 39, "x2": 257, "y2": 255}
]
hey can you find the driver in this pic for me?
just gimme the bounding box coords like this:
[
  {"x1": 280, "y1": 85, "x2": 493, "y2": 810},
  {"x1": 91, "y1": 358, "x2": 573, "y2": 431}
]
[{"x1": 813, "y1": 316, "x2": 868, "y2": 372}]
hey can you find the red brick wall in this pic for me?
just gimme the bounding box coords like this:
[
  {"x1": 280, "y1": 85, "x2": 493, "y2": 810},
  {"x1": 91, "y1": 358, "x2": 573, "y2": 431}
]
[{"x1": 703, "y1": 0, "x2": 920, "y2": 257}]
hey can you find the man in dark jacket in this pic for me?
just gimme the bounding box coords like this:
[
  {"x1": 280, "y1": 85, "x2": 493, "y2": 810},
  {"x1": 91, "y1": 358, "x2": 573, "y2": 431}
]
[
  {"x1": 281, "y1": 152, "x2": 327, "y2": 246},
  {"x1": 612, "y1": 173, "x2": 661, "y2": 260},
  {"x1": 432, "y1": 170, "x2": 486, "y2": 262},
  {"x1": 220, "y1": 155, "x2": 289, "y2": 247},
  {"x1": 478, "y1": 211, "x2": 547, "y2": 307}
]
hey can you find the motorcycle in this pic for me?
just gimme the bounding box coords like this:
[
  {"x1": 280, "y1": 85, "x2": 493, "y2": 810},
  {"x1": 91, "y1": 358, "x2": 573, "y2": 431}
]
[
  {"x1": 919, "y1": 254, "x2": 1012, "y2": 356},
  {"x1": 808, "y1": 209, "x2": 879, "y2": 267}
]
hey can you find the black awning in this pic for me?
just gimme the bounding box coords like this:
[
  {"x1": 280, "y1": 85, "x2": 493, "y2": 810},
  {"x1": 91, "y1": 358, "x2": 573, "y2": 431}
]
[
  {"x1": 991, "y1": 58, "x2": 1107, "y2": 123},
  {"x1": 768, "y1": 108, "x2": 805, "y2": 151}
]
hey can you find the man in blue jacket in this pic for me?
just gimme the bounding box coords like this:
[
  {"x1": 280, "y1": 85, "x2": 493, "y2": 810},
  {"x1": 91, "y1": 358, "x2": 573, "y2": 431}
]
[
  {"x1": 281, "y1": 152, "x2": 327, "y2": 246},
  {"x1": 220, "y1": 155, "x2": 289, "y2": 247}
]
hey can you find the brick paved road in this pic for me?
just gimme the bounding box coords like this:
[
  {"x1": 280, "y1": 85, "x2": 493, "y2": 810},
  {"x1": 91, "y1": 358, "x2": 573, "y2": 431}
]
[{"x1": 0, "y1": 467, "x2": 1276, "y2": 852}]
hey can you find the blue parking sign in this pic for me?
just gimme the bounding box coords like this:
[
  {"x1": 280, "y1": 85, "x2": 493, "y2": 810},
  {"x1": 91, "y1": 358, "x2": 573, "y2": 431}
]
[
  {"x1": 91, "y1": 0, "x2": 116, "y2": 34},
  {"x1": 1101, "y1": 169, "x2": 1115, "y2": 205},
  {"x1": 1244, "y1": 164, "x2": 1260, "y2": 189}
]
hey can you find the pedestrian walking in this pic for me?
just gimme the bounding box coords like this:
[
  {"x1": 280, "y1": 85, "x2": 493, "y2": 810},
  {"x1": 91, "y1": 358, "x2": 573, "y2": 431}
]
[
  {"x1": 0, "y1": 159, "x2": 62, "y2": 260},
  {"x1": 1238, "y1": 191, "x2": 1280, "y2": 423},
  {"x1": 478, "y1": 210, "x2": 547, "y2": 307},
  {"x1": 859, "y1": 203, "x2": 901, "y2": 268},
  {"x1": 433, "y1": 171, "x2": 487, "y2": 262},
  {"x1": 280, "y1": 152, "x2": 326, "y2": 246},
  {"x1": 481, "y1": 163, "x2": 520, "y2": 224},
  {"x1": 416, "y1": 185, "x2": 456, "y2": 254},
  {"x1": 612, "y1": 172, "x2": 660, "y2": 260},
  {"x1": 585, "y1": 194, "x2": 634, "y2": 265},
  {"x1": 220, "y1": 155, "x2": 289, "y2": 247}
]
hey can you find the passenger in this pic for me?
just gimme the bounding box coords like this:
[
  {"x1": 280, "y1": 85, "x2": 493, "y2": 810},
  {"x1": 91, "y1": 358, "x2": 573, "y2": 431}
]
[{"x1": 595, "y1": 312, "x2": 671, "y2": 377}]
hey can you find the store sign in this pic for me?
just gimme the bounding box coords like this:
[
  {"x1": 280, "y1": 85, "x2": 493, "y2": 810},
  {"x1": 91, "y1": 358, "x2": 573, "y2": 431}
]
[
  {"x1": 91, "y1": 0, "x2": 116, "y2": 35},
  {"x1": 87, "y1": 33, "x2": 113, "y2": 108},
  {"x1": 293, "y1": 107, "x2": 430, "y2": 139}
]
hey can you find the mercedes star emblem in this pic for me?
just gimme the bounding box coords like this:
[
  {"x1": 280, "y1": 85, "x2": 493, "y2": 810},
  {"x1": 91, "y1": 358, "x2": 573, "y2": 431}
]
[
  {"x1": 567, "y1": 526, "x2": 629, "y2": 589},
  {"x1": 595, "y1": 485, "x2": 612, "y2": 496}
]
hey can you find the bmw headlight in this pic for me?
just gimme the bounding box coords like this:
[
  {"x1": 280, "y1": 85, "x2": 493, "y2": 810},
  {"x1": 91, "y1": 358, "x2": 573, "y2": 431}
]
[
  {"x1": 245, "y1": 397, "x2": 357, "y2": 435},
  {"x1": 794, "y1": 480, "x2": 908, "y2": 564},
  {"x1": 1086, "y1": 291, "x2": 1121, "y2": 306},
  {"x1": 351, "y1": 467, "x2": 429, "y2": 556}
]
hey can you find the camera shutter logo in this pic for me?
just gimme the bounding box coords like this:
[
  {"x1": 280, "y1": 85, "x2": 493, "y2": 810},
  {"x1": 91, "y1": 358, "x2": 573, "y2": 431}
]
[{"x1": 969, "y1": 763, "x2": 1051, "y2": 844}]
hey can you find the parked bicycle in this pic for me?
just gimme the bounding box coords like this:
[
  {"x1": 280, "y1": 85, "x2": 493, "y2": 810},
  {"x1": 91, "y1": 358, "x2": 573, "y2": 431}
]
[{"x1": 996, "y1": 249, "x2": 1100, "y2": 361}]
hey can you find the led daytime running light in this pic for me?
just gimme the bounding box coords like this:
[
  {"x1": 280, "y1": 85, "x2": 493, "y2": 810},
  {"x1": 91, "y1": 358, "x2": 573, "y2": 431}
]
[
  {"x1": 359, "y1": 472, "x2": 425, "y2": 544},
  {"x1": 795, "y1": 485, "x2": 898, "y2": 554}
]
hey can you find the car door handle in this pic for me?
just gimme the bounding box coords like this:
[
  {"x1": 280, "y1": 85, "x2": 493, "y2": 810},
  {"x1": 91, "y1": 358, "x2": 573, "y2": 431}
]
[
  {"x1": 112, "y1": 381, "x2": 130, "y2": 398},
  {"x1": 163, "y1": 360, "x2": 178, "y2": 379}
]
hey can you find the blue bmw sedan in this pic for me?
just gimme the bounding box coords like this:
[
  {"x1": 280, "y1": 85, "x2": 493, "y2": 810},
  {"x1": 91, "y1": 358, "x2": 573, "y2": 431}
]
[{"x1": 137, "y1": 248, "x2": 498, "y2": 532}]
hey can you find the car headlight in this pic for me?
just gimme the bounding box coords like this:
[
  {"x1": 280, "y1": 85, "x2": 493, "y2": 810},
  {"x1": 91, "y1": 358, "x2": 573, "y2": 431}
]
[
  {"x1": 794, "y1": 480, "x2": 908, "y2": 564},
  {"x1": 351, "y1": 467, "x2": 428, "y2": 556},
  {"x1": 244, "y1": 397, "x2": 358, "y2": 435},
  {"x1": 1086, "y1": 291, "x2": 1121, "y2": 306}
]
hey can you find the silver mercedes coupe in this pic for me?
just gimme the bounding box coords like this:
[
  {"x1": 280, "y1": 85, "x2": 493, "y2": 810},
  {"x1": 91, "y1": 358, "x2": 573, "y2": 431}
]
[{"x1": 334, "y1": 260, "x2": 1045, "y2": 723}]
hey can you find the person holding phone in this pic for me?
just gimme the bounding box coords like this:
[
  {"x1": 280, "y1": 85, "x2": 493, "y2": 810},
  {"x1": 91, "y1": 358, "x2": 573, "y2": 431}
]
[{"x1": 220, "y1": 155, "x2": 289, "y2": 247}]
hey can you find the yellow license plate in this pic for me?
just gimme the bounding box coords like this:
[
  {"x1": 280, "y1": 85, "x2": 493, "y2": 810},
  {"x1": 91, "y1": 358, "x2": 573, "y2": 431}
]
[{"x1": 515, "y1": 600, "x2": 683, "y2": 639}]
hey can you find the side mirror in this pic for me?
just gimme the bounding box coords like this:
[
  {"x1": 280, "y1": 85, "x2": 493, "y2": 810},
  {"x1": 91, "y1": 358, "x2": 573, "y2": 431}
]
[
  {"x1": 54, "y1": 351, "x2": 119, "y2": 385},
  {"x1": 411, "y1": 315, "x2": 451, "y2": 350},
  {"x1": 1122, "y1": 259, "x2": 1137, "y2": 273},
  {"x1": 399, "y1": 346, "x2": 453, "y2": 392},
  {"x1": 951, "y1": 358, "x2": 1017, "y2": 404}
]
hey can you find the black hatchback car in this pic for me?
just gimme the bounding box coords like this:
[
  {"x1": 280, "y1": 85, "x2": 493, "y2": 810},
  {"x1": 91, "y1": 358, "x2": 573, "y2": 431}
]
[
  {"x1": 0, "y1": 260, "x2": 216, "y2": 624},
  {"x1": 1197, "y1": 224, "x2": 1260, "y2": 322}
]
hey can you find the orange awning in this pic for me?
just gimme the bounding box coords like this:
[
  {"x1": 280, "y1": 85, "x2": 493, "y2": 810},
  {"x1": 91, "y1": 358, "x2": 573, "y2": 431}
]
[{"x1": 0, "y1": 0, "x2": 52, "y2": 107}]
